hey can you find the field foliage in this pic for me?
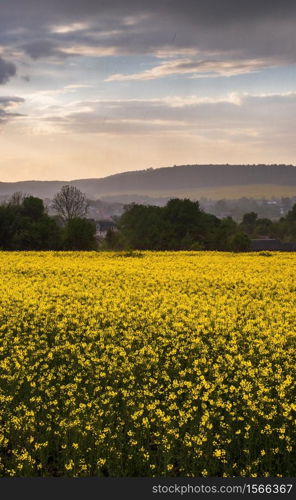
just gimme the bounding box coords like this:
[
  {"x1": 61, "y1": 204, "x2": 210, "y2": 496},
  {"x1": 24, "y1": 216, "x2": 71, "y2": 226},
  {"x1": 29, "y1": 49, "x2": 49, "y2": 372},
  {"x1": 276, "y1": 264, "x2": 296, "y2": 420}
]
[{"x1": 0, "y1": 251, "x2": 295, "y2": 476}]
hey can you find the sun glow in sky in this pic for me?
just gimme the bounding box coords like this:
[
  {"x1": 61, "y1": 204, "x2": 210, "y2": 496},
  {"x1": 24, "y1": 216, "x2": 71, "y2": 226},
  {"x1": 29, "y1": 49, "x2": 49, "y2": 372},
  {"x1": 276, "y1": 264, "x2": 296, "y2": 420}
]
[{"x1": 1, "y1": 0, "x2": 296, "y2": 181}]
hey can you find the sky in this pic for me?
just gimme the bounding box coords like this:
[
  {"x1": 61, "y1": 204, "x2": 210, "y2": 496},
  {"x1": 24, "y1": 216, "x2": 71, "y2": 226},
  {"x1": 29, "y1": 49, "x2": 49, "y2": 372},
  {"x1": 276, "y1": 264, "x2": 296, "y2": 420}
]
[{"x1": 1, "y1": 0, "x2": 296, "y2": 181}]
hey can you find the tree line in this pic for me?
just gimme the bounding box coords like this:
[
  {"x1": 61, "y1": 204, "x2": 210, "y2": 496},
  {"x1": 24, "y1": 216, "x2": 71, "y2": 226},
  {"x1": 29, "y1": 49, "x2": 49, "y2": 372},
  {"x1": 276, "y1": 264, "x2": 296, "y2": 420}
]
[
  {"x1": 105, "y1": 198, "x2": 296, "y2": 251},
  {"x1": 105, "y1": 199, "x2": 250, "y2": 251},
  {"x1": 240, "y1": 209, "x2": 296, "y2": 241},
  {"x1": 0, "y1": 186, "x2": 96, "y2": 251},
  {"x1": 1, "y1": 188, "x2": 296, "y2": 252}
]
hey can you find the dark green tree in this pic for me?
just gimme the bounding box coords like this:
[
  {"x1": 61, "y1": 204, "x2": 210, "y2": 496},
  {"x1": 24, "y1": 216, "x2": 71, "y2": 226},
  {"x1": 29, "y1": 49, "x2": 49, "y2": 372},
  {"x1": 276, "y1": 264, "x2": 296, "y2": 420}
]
[
  {"x1": 103, "y1": 229, "x2": 125, "y2": 250},
  {"x1": 22, "y1": 196, "x2": 45, "y2": 220},
  {"x1": 119, "y1": 204, "x2": 163, "y2": 250},
  {"x1": 0, "y1": 195, "x2": 62, "y2": 250},
  {"x1": 118, "y1": 199, "x2": 222, "y2": 251},
  {"x1": 228, "y1": 232, "x2": 251, "y2": 252},
  {"x1": 253, "y1": 217, "x2": 274, "y2": 238},
  {"x1": 241, "y1": 211, "x2": 258, "y2": 236},
  {"x1": 0, "y1": 204, "x2": 19, "y2": 249},
  {"x1": 214, "y1": 216, "x2": 238, "y2": 250},
  {"x1": 63, "y1": 218, "x2": 97, "y2": 250}
]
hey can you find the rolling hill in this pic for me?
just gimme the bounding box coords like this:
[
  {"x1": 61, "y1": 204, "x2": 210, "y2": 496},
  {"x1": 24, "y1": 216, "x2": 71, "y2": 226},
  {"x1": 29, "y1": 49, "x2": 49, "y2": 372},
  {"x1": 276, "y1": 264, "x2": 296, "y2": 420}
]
[{"x1": 1, "y1": 164, "x2": 296, "y2": 202}]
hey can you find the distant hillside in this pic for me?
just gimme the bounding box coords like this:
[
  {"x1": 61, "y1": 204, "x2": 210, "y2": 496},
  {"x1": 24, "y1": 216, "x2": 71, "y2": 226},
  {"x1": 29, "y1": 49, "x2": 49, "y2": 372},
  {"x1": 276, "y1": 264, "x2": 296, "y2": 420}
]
[{"x1": 1, "y1": 164, "x2": 296, "y2": 201}]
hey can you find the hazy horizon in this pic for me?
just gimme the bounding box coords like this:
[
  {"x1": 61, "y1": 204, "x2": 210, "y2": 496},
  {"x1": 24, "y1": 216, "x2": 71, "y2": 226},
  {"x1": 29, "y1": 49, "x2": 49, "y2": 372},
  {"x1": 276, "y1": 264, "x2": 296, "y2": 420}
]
[{"x1": 1, "y1": 1, "x2": 296, "y2": 182}]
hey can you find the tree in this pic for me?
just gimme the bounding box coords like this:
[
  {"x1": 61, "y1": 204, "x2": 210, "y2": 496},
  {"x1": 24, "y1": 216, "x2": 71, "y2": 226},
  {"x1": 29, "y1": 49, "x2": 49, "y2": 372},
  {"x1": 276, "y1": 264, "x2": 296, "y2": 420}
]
[
  {"x1": 286, "y1": 203, "x2": 296, "y2": 221},
  {"x1": 163, "y1": 198, "x2": 205, "y2": 249},
  {"x1": 242, "y1": 211, "x2": 258, "y2": 226},
  {"x1": 214, "y1": 216, "x2": 238, "y2": 250},
  {"x1": 8, "y1": 191, "x2": 26, "y2": 207},
  {"x1": 117, "y1": 199, "x2": 221, "y2": 251},
  {"x1": 0, "y1": 195, "x2": 62, "y2": 250},
  {"x1": 103, "y1": 228, "x2": 125, "y2": 250},
  {"x1": 63, "y1": 218, "x2": 97, "y2": 250},
  {"x1": 240, "y1": 211, "x2": 258, "y2": 237},
  {"x1": 228, "y1": 232, "x2": 251, "y2": 252},
  {"x1": 0, "y1": 204, "x2": 19, "y2": 249},
  {"x1": 253, "y1": 217, "x2": 273, "y2": 238},
  {"x1": 52, "y1": 185, "x2": 88, "y2": 222},
  {"x1": 22, "y1": 196, "x2": 45, "y2": 220},
  {"x1": 119, "y1": 204, "x2": 163, "y2": 250}
]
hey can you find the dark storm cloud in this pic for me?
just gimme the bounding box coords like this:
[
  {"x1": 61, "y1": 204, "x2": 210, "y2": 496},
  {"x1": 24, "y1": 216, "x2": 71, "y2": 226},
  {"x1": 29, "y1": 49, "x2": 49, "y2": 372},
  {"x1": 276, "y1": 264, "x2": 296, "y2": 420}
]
[
  {"x1": 1, "y1": 1, "x2": 296, "y2": 68},
  {"x1": 0, "y1": 58, "x2": 17, "y2": 84}
]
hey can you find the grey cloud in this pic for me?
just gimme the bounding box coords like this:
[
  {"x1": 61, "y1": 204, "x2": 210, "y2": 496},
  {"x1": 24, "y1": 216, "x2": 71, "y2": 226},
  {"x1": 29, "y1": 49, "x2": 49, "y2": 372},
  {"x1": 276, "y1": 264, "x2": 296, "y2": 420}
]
[
  {"x1": 41, "y1": 93, "x2": 296, "y2": 138},
  {"x1": 0, "y1": 96, "x2": 25, "y2": 124},
  {"x1": 106, "y1": 58, "x2": 276, "y2": 81},
  {"x1": 22, "y1": 40, "x2": 63, "y2": 59},
  {"x1": 0, "y1": 96, "x2": 24, "y2": 104},
  {"x1": 0, "y1": 57, "x2": 17, "y2": 84},
  {"x1": 2, "y1": 1, "x2": 296, "y2": 22},
  {"x1": 1, "y1": 1, "x2": 296, "y2": 64}
]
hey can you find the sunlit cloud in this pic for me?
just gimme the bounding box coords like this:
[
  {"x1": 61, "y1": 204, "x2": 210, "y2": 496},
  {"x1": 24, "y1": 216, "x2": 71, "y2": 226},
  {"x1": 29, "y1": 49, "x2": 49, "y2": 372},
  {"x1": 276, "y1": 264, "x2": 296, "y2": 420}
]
[
  {"x1": 64, "y1": 84, "x2": 94, "y2": 89},
  {"x1": 60, "y1": 45, "x2": 118, "y2": 57},
  {"x1": 50, "y1": 22, "x2": 90, "y2": 34},
  {"x1": 106, "y1": 57, "x2": 280, "y2": 81}
]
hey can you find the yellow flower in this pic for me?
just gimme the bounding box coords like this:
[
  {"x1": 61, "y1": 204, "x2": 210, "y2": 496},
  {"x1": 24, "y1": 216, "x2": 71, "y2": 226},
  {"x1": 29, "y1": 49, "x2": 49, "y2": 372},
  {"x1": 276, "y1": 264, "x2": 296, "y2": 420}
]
[
  {"x1": 65, "y1": 460, "x2": 74, "y2": 471},
  {"x1": 0, "y1": 251, "x2": 295, "y2": 477}
]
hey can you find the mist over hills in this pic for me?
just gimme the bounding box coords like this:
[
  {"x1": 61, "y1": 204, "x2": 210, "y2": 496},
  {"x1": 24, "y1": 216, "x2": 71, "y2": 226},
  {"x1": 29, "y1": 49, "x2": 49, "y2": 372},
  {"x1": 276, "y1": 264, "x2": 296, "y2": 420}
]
[{"x1": 1, "y1": 164, "x2": 296, "y2": 202}]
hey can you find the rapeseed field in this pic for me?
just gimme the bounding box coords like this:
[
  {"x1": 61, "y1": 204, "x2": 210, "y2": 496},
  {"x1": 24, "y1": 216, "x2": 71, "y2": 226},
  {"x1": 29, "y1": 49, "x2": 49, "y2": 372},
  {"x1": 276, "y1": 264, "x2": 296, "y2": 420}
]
[{"x1": 0, "y1": 251, "x2": 295, "y2": 477}]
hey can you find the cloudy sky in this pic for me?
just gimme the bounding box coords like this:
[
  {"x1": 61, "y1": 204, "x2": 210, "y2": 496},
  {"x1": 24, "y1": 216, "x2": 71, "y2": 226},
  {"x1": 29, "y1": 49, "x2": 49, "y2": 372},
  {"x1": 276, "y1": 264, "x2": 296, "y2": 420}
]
[{"x1": 1, "y1": 0, "x2": 296, "y2": 181}]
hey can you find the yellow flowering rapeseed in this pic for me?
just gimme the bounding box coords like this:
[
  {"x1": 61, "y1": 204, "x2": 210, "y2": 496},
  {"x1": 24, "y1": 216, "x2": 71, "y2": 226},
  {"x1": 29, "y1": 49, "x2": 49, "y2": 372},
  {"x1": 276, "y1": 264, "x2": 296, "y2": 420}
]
[{"x1": 0, "y1": 251, "x2": 295, "y2": 477}]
